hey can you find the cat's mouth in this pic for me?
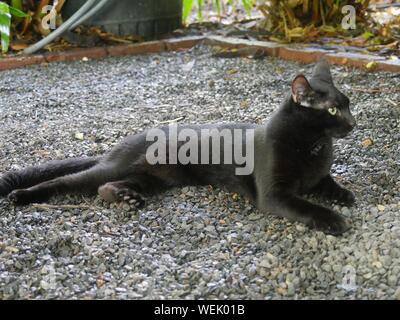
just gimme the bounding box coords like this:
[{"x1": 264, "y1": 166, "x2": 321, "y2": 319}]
[
  {"x1": 327, "y1": 127, "x2": 353, "y2": 139},
  {"x1": 332, "y1": 131, "x2": 351, "y2": 139},
  {"x1": 332, "y1": 129, "x2": 353, "y2": 139}
]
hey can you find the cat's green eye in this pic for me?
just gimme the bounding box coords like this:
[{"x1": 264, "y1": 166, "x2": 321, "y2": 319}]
[{"x1": 328, "y1": 107, "x2": 337, "y2": 116}]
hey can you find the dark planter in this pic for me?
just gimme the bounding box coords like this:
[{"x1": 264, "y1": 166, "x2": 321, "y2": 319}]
[{"x1": 62, "y1": 0, "x2": 182, "y2": 39}]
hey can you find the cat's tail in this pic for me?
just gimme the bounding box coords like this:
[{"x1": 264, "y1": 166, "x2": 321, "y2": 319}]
[{"x1": 0, "y1": 156, "x2": 101, "y2": 197}]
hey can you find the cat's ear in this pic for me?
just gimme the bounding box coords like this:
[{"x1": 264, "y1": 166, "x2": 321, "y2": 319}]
[
  {"x1": 291, "y1": 75, "x2": 314, "y2": 107},
  {"x1": 312, "y1": 58, "x2": 333, "y2": 84}
]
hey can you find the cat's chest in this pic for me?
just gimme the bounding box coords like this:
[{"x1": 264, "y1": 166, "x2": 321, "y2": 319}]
[
  {"x1": 297, "y1": 140, "x2": 333, "y2": 189},
  {"x1": 301, "y1": 139, "x2": 332, "y2": 164},
  {"x1": 254, "y1": 128, "x2": 333, "y2": 192}
]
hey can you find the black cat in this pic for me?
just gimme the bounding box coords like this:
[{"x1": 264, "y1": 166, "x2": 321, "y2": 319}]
[{"x1": 0, "y1": 60, "x2": 356, "y2": 235}]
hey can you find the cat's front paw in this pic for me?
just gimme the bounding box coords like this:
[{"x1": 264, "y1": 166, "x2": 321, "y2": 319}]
[
  {"x1": 310, "y1": 210, "x2": 350, "y2": 236},
  {"x1": 334, "y1": 188, "x2": 355, "y2": 206},
  {"x1": 314, "y1": 176, "x2": 356, "y2": 207}
]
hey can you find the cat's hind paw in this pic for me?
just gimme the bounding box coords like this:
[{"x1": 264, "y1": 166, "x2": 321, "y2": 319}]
[
  {"x1": 116, "y1": 189, "x2": 146, "y2": 209},
  {"x1": 98, "y1": 183, "x2": 145, "y2": 209}
]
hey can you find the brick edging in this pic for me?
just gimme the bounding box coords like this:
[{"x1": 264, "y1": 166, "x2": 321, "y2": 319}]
[
  {"x1": 0, "y1": 35, "x2": 399, "y2": 73},
  {"x1": 204, "y1": 35, "x2": 400, "y2": 73},
  {"x1": 0, "y1": 36, "x2": 205, "y2": 71}
]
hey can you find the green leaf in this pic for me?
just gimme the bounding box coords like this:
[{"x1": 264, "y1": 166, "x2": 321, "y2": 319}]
[
  {"x1": 362, "y1": 31, "x2": 373, "y2": 40},
  {"x1": 197, "y1": 0, "x2": 203, "y2": 22},
  {"x1": 242, "y1": 0, "x2": 252, "y2": 17},
  {"x1": 0, "y1": 1, "x2": 11, "y2": 53},
  {"x1": 182, "y1": 0, "x2": 193, "y2": 24},
  {"x1": 9, "y1": 6, "x2": 28, "y2": 18},
  {"x1": 11, "y1": 0, "x2": 23, "y2": 10},
  {"x1": 215, "y1": 0, "x2": 221, "y2": 18}
]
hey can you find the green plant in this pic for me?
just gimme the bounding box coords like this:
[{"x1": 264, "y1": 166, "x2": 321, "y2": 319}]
[
  {"x1": 0, "y1": 0, "x2": 28, "y2": 53},
  {"x1": 182, "y1": 0, "x2": 255, "y2": 24}
]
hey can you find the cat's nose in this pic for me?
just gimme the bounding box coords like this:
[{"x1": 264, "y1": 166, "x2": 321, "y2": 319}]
[
  {"x1": 348, "y1": 117, "x2": 356, "y2": 128},
  {"x1": 347, "y1": 115, "x2": 356, "y2": 129}
]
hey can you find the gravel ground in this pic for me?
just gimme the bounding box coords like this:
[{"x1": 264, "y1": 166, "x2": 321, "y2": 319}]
[{"x1": 0, "y1": 45, "x2": 399, "y2": 300}]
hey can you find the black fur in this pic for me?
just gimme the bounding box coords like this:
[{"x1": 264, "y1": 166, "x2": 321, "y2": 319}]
[
  {"x1": 0, "y1": 157, "x2": 99, "y2": 197},
  {"x1": 0, "y1": 60, "x2": 356, "y2": 235}
]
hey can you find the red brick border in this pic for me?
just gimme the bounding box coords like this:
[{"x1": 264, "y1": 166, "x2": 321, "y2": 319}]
[
  {"x1": 164, "y1": 36, "x2": 205, "y2": 51},
  {"x1": 106, "y1": 40, "x2": 167, "y2": 57},
  {"x1": 0, "y1": 35, "x2": 399, "y2": 73},
  {"x1": 0, "y1": 37, "x2": 204, "y2": 71},
  {"x1": 204, "y1": 36, "x2": 400, "y2": 73},
  {"x1": 0, "y1": 54, "x2": 46, "y2": 70},
  {"x1": 203, "y1": 35, "x2": 280, "y2": 57},
  {"x1": 44, "y1": 47, "x2": 108, "y2": 63}
]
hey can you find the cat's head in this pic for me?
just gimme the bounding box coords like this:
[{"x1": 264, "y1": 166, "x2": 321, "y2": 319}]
[{"x1": 291, "y1": 59, "x2": 356, "y2": 138}]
